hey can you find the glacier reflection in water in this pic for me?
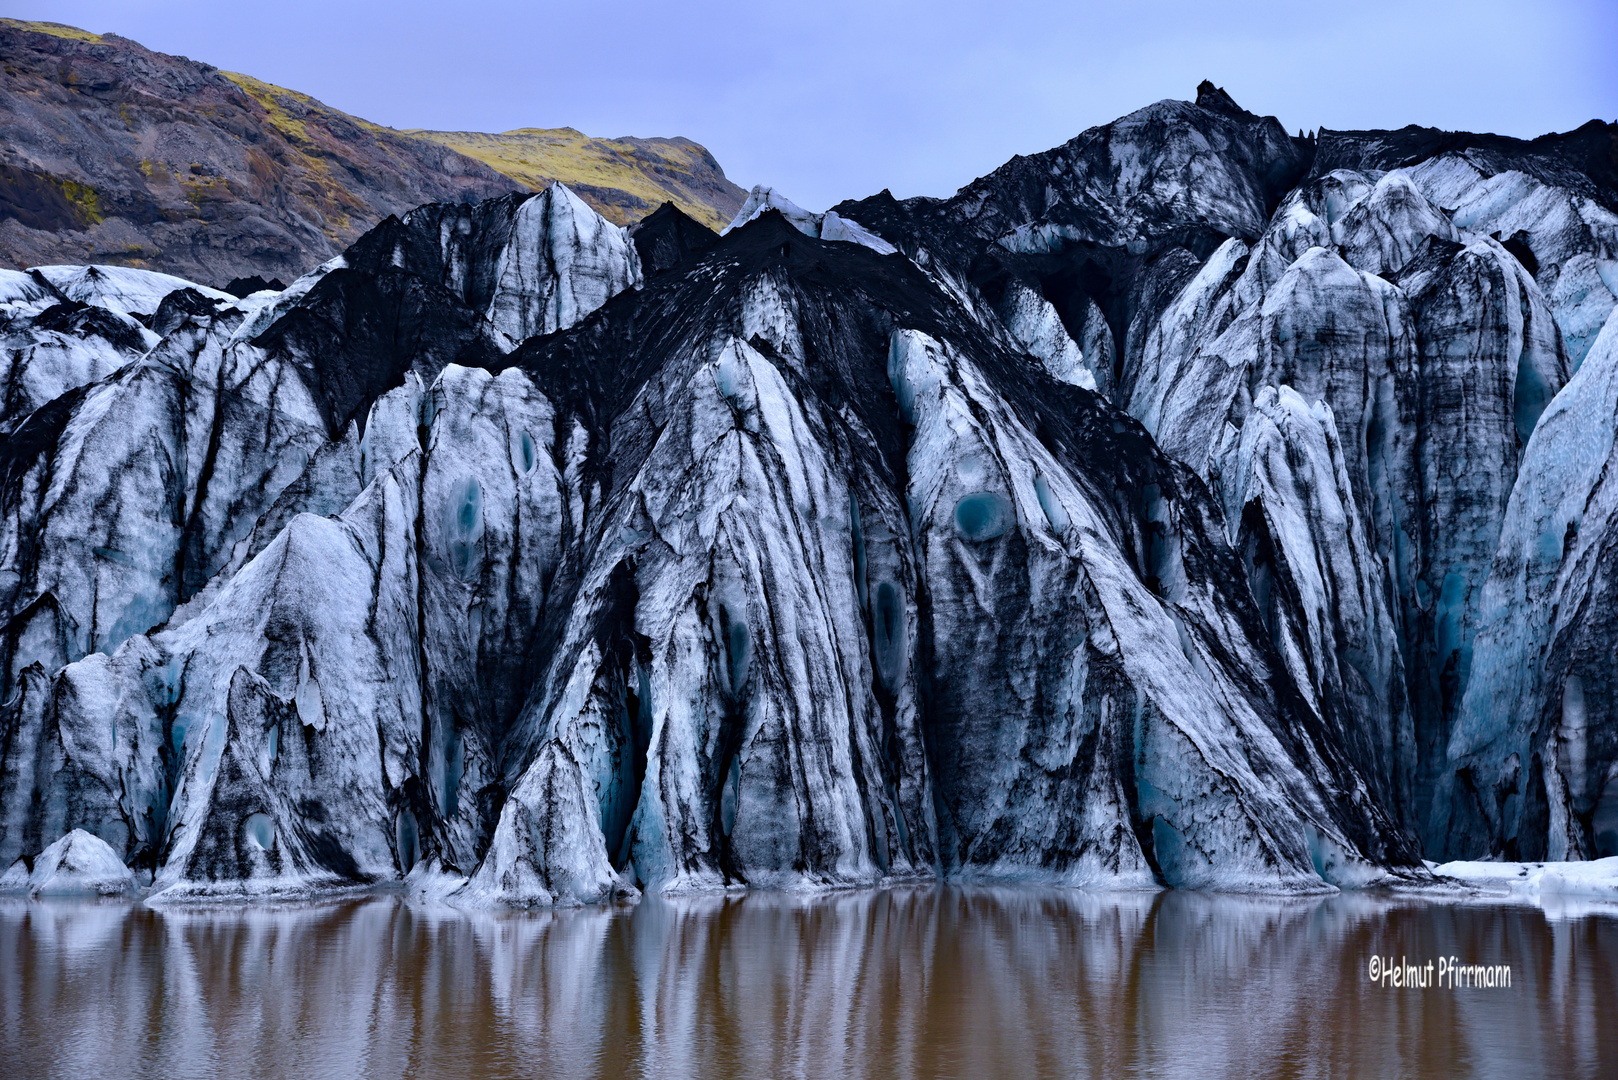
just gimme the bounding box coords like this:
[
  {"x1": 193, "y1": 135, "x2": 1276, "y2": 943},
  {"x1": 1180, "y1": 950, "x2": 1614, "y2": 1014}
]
[{"x1": 2, "y1": 888, "x2": 1614, "y2": 1079}]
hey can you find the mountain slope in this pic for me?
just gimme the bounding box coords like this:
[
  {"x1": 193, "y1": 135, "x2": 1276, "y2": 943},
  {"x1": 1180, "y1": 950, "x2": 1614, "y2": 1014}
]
[
  {"x1": 0, "y1": 20, "x2": 520, "y2": 285},
  {"x1": 407, "y1": 128, "x2": 745, "y2": 232},
  {"x1": 0, "y1": 20, "x2": 741, "y2": 285}
]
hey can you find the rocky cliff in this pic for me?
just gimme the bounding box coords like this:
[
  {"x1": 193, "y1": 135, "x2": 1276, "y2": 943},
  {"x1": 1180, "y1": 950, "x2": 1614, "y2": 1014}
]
[{"x1": 0, "y1": 81, "x2": 1614, "y2": 904}]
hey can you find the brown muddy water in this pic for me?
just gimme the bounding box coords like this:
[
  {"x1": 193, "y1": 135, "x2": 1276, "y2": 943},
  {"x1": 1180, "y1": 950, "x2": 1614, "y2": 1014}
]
[{"x1": 1, "y1": 887, "x2": 1613, "y2": 1079}]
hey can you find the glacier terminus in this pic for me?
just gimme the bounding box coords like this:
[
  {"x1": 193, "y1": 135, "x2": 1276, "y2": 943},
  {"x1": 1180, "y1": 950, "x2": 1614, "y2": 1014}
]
[{"x1": 2, "y1": 83, "x2": 1618, "y2": 908}]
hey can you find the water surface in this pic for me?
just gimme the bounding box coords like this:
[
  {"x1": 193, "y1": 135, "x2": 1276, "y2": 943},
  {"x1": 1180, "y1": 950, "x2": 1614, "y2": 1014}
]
[{"x1": 2, "y1": 888, "x2": 1612, "y2": 1079}]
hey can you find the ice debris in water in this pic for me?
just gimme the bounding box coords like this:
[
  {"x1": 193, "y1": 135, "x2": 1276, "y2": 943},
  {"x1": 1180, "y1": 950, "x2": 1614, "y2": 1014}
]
[{"x1": 19, "y1": 830, "x2": 138, "y2": 896}]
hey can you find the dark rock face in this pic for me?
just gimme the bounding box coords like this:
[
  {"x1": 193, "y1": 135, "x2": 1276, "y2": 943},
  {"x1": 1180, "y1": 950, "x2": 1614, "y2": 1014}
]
[
  {"x1": 223, "y1": 277, "x2": 287, "y2": 299},
  {"x1": 630, "y1": 203, "x2": 720, "y2": 277},
  {"x1": 1, "y1": 85, "x2": 1616, "y2": 901}
]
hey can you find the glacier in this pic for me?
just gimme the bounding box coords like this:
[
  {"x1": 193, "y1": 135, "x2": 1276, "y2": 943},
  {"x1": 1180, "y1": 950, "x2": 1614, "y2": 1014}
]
[{"x1": 2, "y1": 85, "x2": 1616, "y2": 905}]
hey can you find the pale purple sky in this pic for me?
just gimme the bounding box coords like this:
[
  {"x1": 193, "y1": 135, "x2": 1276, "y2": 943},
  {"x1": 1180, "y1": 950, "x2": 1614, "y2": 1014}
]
[{"x1": 17, "y1": 1, "x2": 1618, "y2": 211}]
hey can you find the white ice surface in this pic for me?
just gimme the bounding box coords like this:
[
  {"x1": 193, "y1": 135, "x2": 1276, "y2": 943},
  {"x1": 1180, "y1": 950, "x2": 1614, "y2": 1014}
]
[
  {"x1": 0, "y1": 268, "x2": 53, "y2": 305},
  {"x1": 724, "y1": 187, "x2": 897, "y2": 254},
  {"x1": 482, "y1": 184, "x2": 641, "y2": 344},
  {"x1": 820, "y1": 211, "x2": 898, "y2": 255},
  {"x1": 31, "y1": 264, "x2": 235, "y2": 318},
  {"x1": 1434, "y1": 856, "x2": 1618, "y2": 916},
  {"x1": 723, "y1": 185, "x2": 823, "y2": 236}
]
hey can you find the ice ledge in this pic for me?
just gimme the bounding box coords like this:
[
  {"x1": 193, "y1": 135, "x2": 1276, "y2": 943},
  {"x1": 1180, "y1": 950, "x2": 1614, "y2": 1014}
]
[
  {"x1": 1430, "y1": 857, "x2": 1618, "y2": 917},
  {"x1": 723, "y1": 185, "x2": 898, "y2": 254}
]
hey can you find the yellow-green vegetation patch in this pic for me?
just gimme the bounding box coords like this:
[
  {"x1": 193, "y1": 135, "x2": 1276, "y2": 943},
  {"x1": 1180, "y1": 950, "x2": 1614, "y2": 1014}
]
[
  {"x1": 180, "y1": 174, "x2": 231, "y2": 210},
  {"x1": 58, "y1": 177, "x2": 103, "y2": 224},
  {"x1": 221, "y1": 70, "x2": 351, "y2": 148},
  {"x1": 222, "y1": 71, "x2": 313, "y2": 144},
  {"x1": 0, "y1": 19, "x2": 104, "y2": 43},
  {"x1": 0, "y1": 165, "x2": 104, "y2": 231},
  {"x1": 407, "y1": 127, "x2": 736, "y2": 231}
]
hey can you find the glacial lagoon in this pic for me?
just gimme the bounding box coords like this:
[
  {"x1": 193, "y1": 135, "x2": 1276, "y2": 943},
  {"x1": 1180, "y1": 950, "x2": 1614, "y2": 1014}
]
[{"x1": 3, "y1": 887, "x2": 1613, "y2": 1079}]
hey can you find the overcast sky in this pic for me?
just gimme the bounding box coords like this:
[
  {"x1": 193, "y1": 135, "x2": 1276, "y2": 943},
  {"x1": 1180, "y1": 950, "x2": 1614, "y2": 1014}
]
[{"x1": 18, "y1": 1, "x2": 1618, "y2": 211}]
